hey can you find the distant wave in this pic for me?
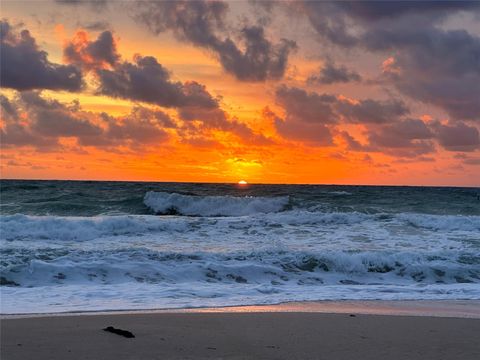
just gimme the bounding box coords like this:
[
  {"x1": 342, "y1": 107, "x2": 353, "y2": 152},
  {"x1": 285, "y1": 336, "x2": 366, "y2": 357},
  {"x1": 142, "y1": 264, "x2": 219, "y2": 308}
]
[
  {"x1": 398, "y1": 213, "x2": 480, "y2": 231},
  {"x1": 143, "y1": 191, "x2": 290, "y2": 216},
  {"x1": 326, "y1": 191, "x2": 352, "y2": 196}
]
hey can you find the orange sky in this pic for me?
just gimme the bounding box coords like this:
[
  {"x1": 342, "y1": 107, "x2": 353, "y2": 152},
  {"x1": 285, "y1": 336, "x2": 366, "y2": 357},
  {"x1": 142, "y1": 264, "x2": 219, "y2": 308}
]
[{"x1": 1, "y1": 1, "x2": 479, "y2": 186}]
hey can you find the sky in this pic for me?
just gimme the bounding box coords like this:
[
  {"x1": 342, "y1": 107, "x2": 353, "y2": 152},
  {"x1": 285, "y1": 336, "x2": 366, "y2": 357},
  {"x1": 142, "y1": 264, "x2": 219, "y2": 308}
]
[{"x1": 1, "y1": 0, "x2": 479, "y2": 186}]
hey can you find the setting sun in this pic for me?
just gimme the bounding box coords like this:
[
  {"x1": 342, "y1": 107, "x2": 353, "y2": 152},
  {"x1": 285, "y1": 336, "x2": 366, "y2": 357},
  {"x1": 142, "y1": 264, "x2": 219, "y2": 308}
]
[{"x1": 238, "y1": 180, "x2": 248, "y2": 185}]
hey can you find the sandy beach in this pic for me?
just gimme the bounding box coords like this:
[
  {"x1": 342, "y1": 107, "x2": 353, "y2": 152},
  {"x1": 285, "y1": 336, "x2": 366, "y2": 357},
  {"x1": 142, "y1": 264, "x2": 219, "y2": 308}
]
[{"x1": 2, "y1": 302, "x2": 480, "y2": 360}]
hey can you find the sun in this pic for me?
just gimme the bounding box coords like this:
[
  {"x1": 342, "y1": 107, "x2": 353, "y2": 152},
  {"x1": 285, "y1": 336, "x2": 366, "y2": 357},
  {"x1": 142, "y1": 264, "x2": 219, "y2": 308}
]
[{"x1": 238, "y1": 180, "x2": 248, "y2": 185}]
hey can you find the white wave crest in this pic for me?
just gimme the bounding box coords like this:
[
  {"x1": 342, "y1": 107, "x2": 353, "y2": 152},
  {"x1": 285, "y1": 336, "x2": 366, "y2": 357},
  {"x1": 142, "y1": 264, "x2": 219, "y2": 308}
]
[
  {"x1": 0, "y1": 214, "x2": 188, "y2": 242},
  {"x1": 3, "y1": 248, "x2": 478, "y2": 287},
  {"x1": 143, "y1": 191, "x2": 289, "y2": 216},
  {"x1": 326, "y1": 191, "x2": 352, "y2": 196},
  {"x1": 398, "y1": 213, "x2": 480, "y2": 231}
]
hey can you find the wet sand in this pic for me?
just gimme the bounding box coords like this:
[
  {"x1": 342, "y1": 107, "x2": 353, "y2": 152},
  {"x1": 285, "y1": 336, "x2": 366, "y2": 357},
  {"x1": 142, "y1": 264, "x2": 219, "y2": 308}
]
[{"x1": 2, "y1": 309, "x2": 480, "y2": 359}]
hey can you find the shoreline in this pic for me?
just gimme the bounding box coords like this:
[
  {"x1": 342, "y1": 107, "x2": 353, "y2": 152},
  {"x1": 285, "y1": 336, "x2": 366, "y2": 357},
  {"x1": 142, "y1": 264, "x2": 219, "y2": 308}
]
[
  {"x1": 2, "y1": 308, "x2": 479, "y2": 359},
  {"x1": 3, "y1": 299, "x2": 480, "y2": 319}
]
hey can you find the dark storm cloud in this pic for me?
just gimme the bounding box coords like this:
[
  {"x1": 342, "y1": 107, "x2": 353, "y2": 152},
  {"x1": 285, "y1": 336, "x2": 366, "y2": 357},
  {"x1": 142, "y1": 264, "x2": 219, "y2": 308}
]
[
  {"x1": 64, "y1": 30, "x2": 120, "y2": 70},
  {"x1": 133, "y1": 0, "x2": 296, "y2": 81},
  {"x1": 96, "y1": 55, "x2": 219, "y2": 109},
  {"x1": 307, "y1": 61, "x2": 361, "y2": 85},
  {"x1": 432, "y1": 122, "x2": 480, "y2": 152},
  {"x1": 293, "y1": 1, "x2": 480, "y2": 121},
  {"x1": 0, "y1": 20, "x2": 83, "y2": 91}
]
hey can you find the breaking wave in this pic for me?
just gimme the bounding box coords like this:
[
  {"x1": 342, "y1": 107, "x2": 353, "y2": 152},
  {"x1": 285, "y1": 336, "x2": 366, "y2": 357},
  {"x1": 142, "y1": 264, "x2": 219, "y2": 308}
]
[
  {"x1": 2, "y1": 248, "x2": 479, "y2": 288},
  {"x1": 1, "y1": 211, "x2": 479, "y2": 243},
  {"x1": 398, "y1": 213, "x2": 480, "y2": 231},
  {"x1": 144, "y1": 191, "x2": 290, "y2": 216}
]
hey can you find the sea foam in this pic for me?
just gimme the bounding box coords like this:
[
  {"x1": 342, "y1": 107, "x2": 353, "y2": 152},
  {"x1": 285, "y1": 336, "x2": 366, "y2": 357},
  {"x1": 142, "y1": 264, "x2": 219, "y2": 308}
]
[{"x1": 144, "y1": 191, "x2": 289, "y2": 216}]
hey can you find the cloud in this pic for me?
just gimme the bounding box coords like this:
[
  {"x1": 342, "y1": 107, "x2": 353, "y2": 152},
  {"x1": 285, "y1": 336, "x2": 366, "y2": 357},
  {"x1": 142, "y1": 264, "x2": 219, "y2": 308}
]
[
  {"x1": 1, "y1": 91, "x2": 271, "y2": 150},
  {"x1": 432, "y1": 121, "x2": 480, "y2": 152},
  {"x1": 78, "y1": 21, "x2": 111, "y2": 32},
  {"x1": 377, "y1": 27, "x2": 480, "y2": 120},
  {"x1": 62, "y1": 30, "x2": 221, "y2": 110},
  {"x1": 263, "y1": 104, "x2": 333, "y2": 146},
  {"x1": 275, "y1": 86, "x2": 409, "y2": 126},
  {"x1": 0, "y1": 94, "x2": 18, "y2": 119},
  {"x1": 295, "y1": 1, "x2": 480, "y2": 47},
  {"x1": 271, "y1": 85, "x2": 478, "y2": 157},
  {"x1": 335, "y1": 98, "x2": 410, "y2": 124},
  {"x1": 179, "y1": 105, "x2": 273, "y2": 146},
  {"x1": 340, "y1": 131, "x2": 368, "y2": 152},
  {"x1": 366, "y1": 119, "x2": 435, "y2": 157},
  {"x1": 1, "y1": 94, "x2": 60, "y2": 149},
  {"x1": 133, "y1": 0, "x2": 296, "y2": 81},
  {"x1": 272, "y1": 86, "x2": 414, "y2": 147},
  {"x1": 307, "y1": 61, "x2": 361, "y2": 85},
  {"x1": 60, "y1": 29, "x2": 269, "y2": 145},
  {"x1": 275, "y1": 86, "x2": 337, "y2": 125},
  {"x1": 96, "y1": 55, "x2": 220, "y2": 109},
  {"x1": 342, "y1": 118, "x2": 480, "y2": 157},
  {"x1": 0, "y1": 92, "x2": 172, "y2": 150},
  {"x1": 0, "y1": 20, "x2": 83, "y2": 91},
  {"x1": 340, "y1": 118, "x2": 436, "y2": 158},
  {"x1": 64, "y1": 30, "x2": 119, "y2": 70},
  {"x1": 293, "y1": 1, "x2": 480, "y2": 121},
  {"x1": 55, "y1": 0, "x2": 108, "y2": 10},
  {"x1": 214, "y1": 26, "x2": 297, "y2": 81}
]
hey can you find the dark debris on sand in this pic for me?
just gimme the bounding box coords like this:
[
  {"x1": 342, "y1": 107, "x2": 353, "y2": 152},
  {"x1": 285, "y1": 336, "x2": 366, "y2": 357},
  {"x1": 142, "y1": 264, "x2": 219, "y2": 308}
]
[{"x1": 103, "y1": 326, "x2": 135, "y2": 338}]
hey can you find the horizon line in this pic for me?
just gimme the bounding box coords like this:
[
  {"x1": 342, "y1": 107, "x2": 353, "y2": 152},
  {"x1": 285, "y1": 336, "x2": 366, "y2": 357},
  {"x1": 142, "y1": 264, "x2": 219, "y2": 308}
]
[{"x1": 1, "y1": 177, "x2": 479, "y2": 189}]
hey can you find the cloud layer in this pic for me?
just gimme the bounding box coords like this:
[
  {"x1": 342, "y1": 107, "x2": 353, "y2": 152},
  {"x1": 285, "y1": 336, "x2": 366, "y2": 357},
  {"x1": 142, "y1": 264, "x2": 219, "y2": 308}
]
[{"x1": 271, "y1": 86, "x2": 479, "y2": 155}]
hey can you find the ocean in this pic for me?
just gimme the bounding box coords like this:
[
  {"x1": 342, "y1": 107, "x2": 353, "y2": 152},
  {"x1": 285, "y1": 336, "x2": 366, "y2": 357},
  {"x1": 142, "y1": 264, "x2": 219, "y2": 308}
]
[{"x1": 1, "y1": 180, "x2": 479, "y2": 314}]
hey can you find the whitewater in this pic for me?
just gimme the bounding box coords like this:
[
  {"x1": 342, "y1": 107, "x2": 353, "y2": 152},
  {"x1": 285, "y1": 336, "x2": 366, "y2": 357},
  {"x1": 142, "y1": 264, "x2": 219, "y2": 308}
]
[{"x1": 1, "y1": 180, "x2": 479, "y2": 314}]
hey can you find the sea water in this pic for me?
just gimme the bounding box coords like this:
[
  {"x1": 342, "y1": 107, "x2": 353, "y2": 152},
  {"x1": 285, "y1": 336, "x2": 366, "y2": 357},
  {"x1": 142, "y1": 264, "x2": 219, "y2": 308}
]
[{"x1": 1, "y1": 180, "x2": 479, "y2": 314}]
